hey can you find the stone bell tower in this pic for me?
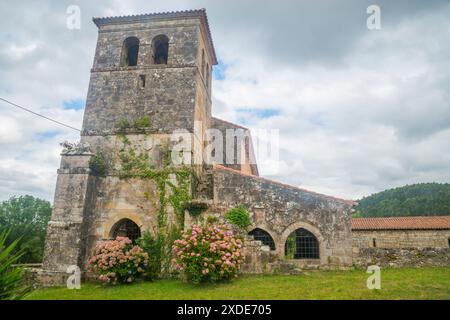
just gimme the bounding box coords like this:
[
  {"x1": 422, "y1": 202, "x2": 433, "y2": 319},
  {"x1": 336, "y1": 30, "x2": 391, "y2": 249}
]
[
  {"x1": 82, "y1": 9, "x2": 217, "y2": 136},
  {"x1": 42, "y1": 9, "x2": 218, "y2": 280}
]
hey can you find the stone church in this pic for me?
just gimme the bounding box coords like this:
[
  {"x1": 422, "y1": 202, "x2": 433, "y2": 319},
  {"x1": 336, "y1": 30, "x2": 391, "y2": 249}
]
[{"x1": 40, "y1": 9, "x2": 361, "y2": 282}]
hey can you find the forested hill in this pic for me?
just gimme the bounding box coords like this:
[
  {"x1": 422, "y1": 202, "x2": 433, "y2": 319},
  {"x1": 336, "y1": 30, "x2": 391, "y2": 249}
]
[{"x1": 355, "y1": 183, "x2": 450, "y2": 217}]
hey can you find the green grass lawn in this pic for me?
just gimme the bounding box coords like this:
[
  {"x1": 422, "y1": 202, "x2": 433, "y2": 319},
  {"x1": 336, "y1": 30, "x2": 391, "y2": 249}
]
[{"x1": 26, "y1": 267, "x2": 450, "y2": 300}]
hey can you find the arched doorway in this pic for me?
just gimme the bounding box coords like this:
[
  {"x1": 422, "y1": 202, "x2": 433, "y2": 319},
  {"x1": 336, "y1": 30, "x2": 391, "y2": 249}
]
[
  {"x1": 248, "y1": 228, "x2": 276, "y2": 250},
  {"x1": 110, "y1": 218, "x2": 141, "y2": 241},
  {"x1": 285, "y1": 228, "x2": 320, "y2": 259}
]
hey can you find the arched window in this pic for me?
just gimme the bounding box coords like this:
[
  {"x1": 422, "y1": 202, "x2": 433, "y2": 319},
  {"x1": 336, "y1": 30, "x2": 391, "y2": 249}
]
[
  {"x1": 249, "y1": 228, "x2": 275, "y2": 251},
  {"x1": 110, "y1": 218, "x2": 141, "y2": 241},
  {"x1": 152, "y1": 35, "x2": 169, "y2": 64},
  {"x1": 285, "y1": 228, "x2": 319, "y2": 259},
  {"x1": 121, "y1": 37, "x2": 140, "y2": 67}
]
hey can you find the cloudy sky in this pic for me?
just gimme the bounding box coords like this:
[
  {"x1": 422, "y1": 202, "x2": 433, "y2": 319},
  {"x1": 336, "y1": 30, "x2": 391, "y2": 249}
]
[{"x1": 0, "y1": 0, "x2": 449, "y2": 202}]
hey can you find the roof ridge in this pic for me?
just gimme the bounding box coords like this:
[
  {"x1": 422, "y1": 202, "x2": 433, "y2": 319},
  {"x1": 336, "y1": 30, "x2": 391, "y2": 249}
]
[
  {"x1": 214, "y1": 164, "x2": 355, "y2": 205},
  {"x1": 212, "y1": 117, "x2": 250, "y2": 131},
  {"x1": 93, "y1": 9, "x2": 206, "y2": 22}
]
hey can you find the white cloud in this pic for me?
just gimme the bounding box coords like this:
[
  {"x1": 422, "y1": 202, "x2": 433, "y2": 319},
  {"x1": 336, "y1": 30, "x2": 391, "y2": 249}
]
[{"x1": 0, "y1": 0, "x2": 449, "y2": 201}]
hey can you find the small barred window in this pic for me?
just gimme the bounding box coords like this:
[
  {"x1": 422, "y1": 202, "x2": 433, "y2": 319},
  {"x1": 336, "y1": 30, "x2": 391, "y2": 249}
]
[
  {"x1": 285, "y1": 228, "x2": 320, "y2": 259},
  {"x1": 248, "y1": 228, "x2": 276, "y2": 251}
]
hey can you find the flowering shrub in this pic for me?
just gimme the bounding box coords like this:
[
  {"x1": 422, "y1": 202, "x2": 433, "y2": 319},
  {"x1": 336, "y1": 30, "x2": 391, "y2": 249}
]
[
  {"x1": 172, "y1": 224, "x2": 244, "y2": 283},
  {"x1": 87, "y1": 237, "x2": 149, "y2": 284}
]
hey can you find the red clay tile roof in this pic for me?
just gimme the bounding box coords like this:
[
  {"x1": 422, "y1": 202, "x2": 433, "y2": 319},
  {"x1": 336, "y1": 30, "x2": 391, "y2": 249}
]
[{"x1": 352, "y1": 216, "x2": 450, "y2": 230}]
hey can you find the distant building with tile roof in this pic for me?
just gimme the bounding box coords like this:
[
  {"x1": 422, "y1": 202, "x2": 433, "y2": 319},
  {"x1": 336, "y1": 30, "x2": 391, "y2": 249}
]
[{"x1": 352, "y1": 216, "x2": 450, "y2": 249}]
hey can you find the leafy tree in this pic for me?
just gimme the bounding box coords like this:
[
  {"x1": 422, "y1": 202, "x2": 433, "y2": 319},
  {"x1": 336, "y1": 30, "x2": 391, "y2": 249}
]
[
  {"x1": 0, "y1": 195, "x2": 52, "y2": 263},
  {"x1": 355, "y1": 183, "x2": 450, "y2": 217}
]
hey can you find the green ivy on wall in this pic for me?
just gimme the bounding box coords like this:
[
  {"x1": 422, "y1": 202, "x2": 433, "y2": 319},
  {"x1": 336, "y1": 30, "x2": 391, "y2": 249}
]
[
  {"x1": 89, "y1": 152, "x2": 107, "y2": 177},
  {"x1": 116, "y1": 116, "x2": 151, "y2": 131},
  {"x1": 285, "y1": 235, "x2": 296, "y2": 260},
  {"x1": 116, "y1": 134, "x2": 192, "y2": 273},
  {"x1": 182, "y1": 201, "x2": 209, "y2": 217}
]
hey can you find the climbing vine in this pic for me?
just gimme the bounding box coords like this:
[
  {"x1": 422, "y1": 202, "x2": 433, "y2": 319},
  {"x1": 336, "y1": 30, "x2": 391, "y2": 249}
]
[
  {"x1": 286, "y1": 235, "x2": 296, "y2": 260},
  {"x1": 116, "y1": 133, "x2": 193, "y2": 273},
  {"x1": 116, "y1": 116, "x2": 151, "y2": 130},
  {"x1": 182, "y1": 201, "x2": 209, "y2": 217},
  {"x1": 89, "y1": 152, "x2": 107, "y2": 177}
]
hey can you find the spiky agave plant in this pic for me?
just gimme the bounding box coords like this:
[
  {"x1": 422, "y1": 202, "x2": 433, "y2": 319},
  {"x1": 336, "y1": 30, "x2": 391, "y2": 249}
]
[{"x1": 0, "y1": 230, "x2": 30, "y2": 300}]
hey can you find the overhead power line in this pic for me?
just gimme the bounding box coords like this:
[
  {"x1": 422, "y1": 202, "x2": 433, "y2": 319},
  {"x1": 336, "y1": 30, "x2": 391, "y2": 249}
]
[{"x1": 0, "y1": 97, "x2": 81, "y2": 132}]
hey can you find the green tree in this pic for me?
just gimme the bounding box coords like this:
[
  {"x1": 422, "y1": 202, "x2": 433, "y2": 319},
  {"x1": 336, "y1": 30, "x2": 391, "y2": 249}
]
[
  {"x1": 355, "y1": 183, "x2": 450, "y2": 217},
  {"x1": 0, "y1": 195, "x2": 52, "y2": 263}
]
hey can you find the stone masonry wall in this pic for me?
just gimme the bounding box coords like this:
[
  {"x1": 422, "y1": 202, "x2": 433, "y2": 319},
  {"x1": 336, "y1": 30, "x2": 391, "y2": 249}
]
[
  {"x1": 42, "y1": 153, "x2": 98, "y2": 273},
  {"x1": 79, "y1": 134, "x2": 188, "y2": 262},
  {"x1": 352, "y1": 229, "x2": 450, "y2": 268},
  {"x1": 353, "y1": 230, "x2": 450, "y2": 249},
  {"x1": 82, "y1": 68, "x2": 199, "y2": 134},
  {"x1": 82, "y1": 18, "x2": 212, "y2": 134},
  {"x1": 353, "y1": 247, "x2": 450, "y2": 268},
  {"x1": 212, "y1": 166, "x2": 354, "y2": 267}
]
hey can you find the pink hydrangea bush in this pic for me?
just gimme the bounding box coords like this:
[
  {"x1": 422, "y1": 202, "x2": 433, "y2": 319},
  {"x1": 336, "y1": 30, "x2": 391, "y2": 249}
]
[
  {"x1": 172, "y1": 224, "x2": 244, "y2": 283},
  {"x1": 86, "y1": 237, "x2": 149, "y2": 284}
]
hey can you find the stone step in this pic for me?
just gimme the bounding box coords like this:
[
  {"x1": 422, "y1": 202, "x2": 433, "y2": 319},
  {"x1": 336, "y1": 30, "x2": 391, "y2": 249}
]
[{"x1": 276, "y1": 262, "x2": 303, "y2": 275}]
